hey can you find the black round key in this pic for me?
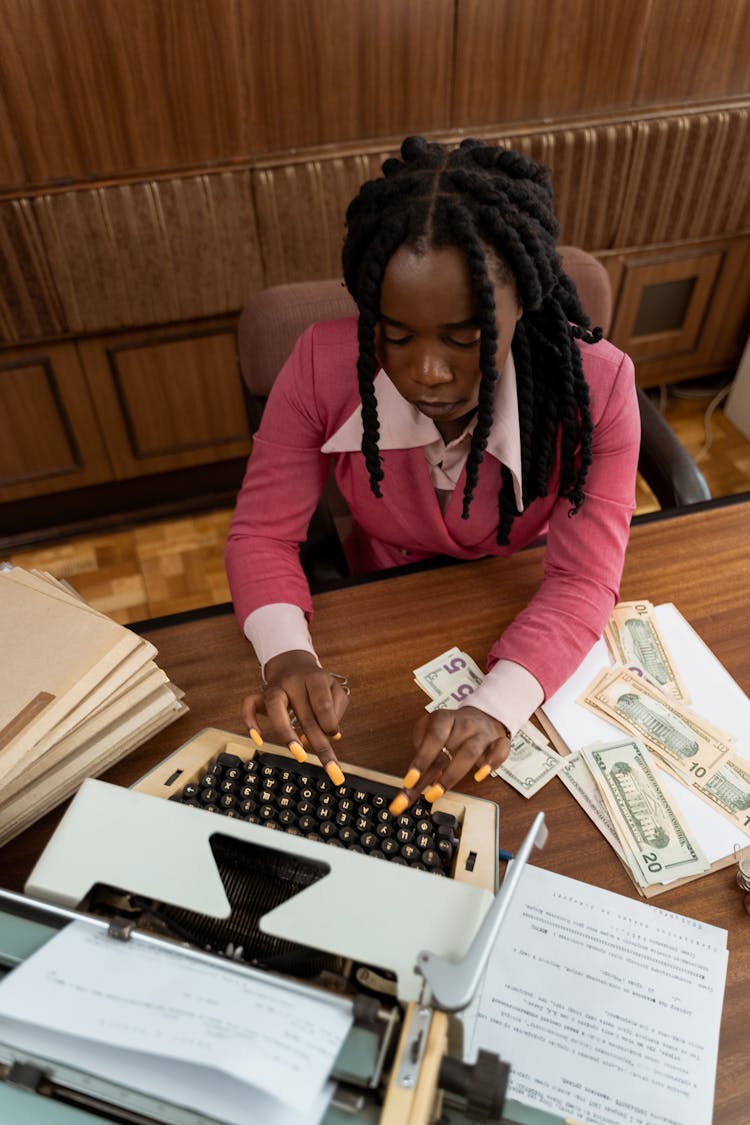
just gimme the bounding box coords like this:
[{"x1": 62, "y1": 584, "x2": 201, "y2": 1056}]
[
  {"x1": 279, "y1": 769, "x2": 294, "y2": 782},
  {"x1": 353, "y1": 789, "x2": 368, "y2": 803},
  {"x1": 277, "y1": 796, "x2": 293, "y2": 810},
  {"x1": 297, "y1": 774, "x2": 313, "y2": 787},
  {"x1": 264, "y1": 821, "x2": 279, "y2": 830},
  {"x1": 239, "y1": 784, "x2": 258, "y2": 801},
  {"x1": 243, "y1": 763, "x2": 259, "y2": 779},
  {"x1": 376, "y1": 808, "x2": 391, "y2": 823},
  {"x1": 223, "y1": 767, "x2": 243, "y2": 782},
  {"x1": 259, "y1": 805, "x2": 276, "y2": 821},
  {"x1": 258, "y1": 790, "x2": 275, "y2": 805},
  {"x1": 396, "y1": 814, "x2": 412, "y2": 830},
  {"x1": 380, "y1": 837, "x2": 400, "y2": 856},
  {"x1": 360, "y1": 832, "x2": 378, "y2": 851},
  {"x1": 219, "y1": 793, "x2": 237, "y2": 810},
  {"x1": 280, "y1": 782, "x2": 297, "y2": 798},
  {"x1": 316, "y1": 777, "x2": 332, "y2": 792},
  {"x1": 349, "y1": 844, "x2": 365, "y2": 853},
  {"x1": 371, "y1": 794, "x2": 387, "y2": 808},
  {"x1": 306, "y1": 832, "x2": 323, "y2": 841},
  {"x1": 431, "y1": 810, "x2": 459, "y2": 829},
  {"x1": 430, "y1": 868, "x2": 446, "y2": 876},
  {"x1": 203, "y1": 804, "x2": 219, "y2": 813},
  {"x1": 400, "y1": 843, "x2": 419, "y2": 862},
  {"x1": 300, "y1": 787, "x2": 315, "y2": 802},
  {"x1": 296, "y1": 800, "x2": 315, "y2": 816},
  {"x1": 416, "y1": 818, "x2": 432, "y2": 835},
  {"x1": 327, "y1": 837, "x2": 343, "y2": 847},
  {"x1": 369, "y1": 849, "x2": 386, "y2": 860},
  {"x1": 422, "y1": 849, "x2": 441, "y2": 869},
  {"x1": 220, "y1": 779, "x2": 238, "y2": 793},
  {"x1": 335, "y1": 810, "x2": 351, "y2": 827},
  {"x1": 412, "y1": 804, "x2": 429, "y2": 819},
  {"x1": 261, "y1": 777, "x2": 279, "y2": 792},
  {"x1": 181, "y1": 784, "x2": 199, "y2": 799},
  {"x1": 357, "y1": 803, "x2": 373, "y2": 819},
  {"x1": 245, "y1": 813, "x2": 261, "y2": 823},
  {"x1": 334, "y1": 785, "x2": 350, "y2": 798},
  {"x1": 239, "y1": 798, "x2": 256, "y2": 815},
  {"x1": 390, "y1": 855, "x2": 407, "y2": 865},
  {"x1": 278, "y1": 809, "x2": 297, "y2": 827},
  {"x1": 286, "y1": 825, "x2": 302, "y2": 836},
  {"x1": 416, "y1": 833, "x2": 434, "y2": 851},
  {"x1": 437, "y1": 838, "x2": 454, "y2": 861},
  {"x1": 338, "y1": 826, "x2": 357, "y2": 845},
  {"x1": 224, "y1": 809, "x2": 241, "y2": 818},
  {"x1": 298, "y1": 814, "x2": 316, "y2": 832},
  {"x1": 395, "y1": 827, "x2": 413, "y2": 844},
  {"x1": 316, "y1": 806, "x2": 334, "y2": 821},
  {"x1": 318, "y1": 793, "x2": 335, "y2": 809},
  {"x1": 375, "y1": 822, "x2": 393, "y2": 839},
  {"x1": 319, "y1": 821, "x2": 338, "y2": 838},
  {"x1": 200, "y1": 773, "x2": 219, "y2": 789},
  {"x1": 199, "y1": 787, "x2": 218, "y2": 804},
  {"x1": 355, "y1": 816, "x2": 372, "y2": 833},
  {"x1": 338, "y1": 798, "x2": 354, "y2": 813},
  {"x1": 182, "y1": 798, "x2": 200, "y2": 807}
]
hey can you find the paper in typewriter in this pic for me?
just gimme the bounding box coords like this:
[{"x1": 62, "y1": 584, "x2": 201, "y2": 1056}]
[
  {"x1": 468, "y1": 864, "x2": 728, "y2": 1125},
  {"x1": 0, "y1": 921, "x2": 352, "y2": 1125}
]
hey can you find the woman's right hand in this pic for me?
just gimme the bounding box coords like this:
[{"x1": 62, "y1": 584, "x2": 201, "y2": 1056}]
[{"x1": 241, "y1": 650, "x2": 350, "y2": 783}]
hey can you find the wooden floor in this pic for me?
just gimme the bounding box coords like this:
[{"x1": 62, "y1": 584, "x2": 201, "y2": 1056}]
[{"x1": 6, "y1": 380, "x2": 750, "y2": 625}]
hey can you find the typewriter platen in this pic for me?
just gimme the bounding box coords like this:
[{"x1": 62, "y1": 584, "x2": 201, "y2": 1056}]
[{"x1": 2, "y1": 728, "x2": 564, "y2": 1125}]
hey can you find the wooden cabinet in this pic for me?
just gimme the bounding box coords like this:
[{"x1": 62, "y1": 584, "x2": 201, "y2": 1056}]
[
  {"x1": 0, "y1": 320, "x2": 252, "y2": 515},
  {"x1": 77, "y1": 322, "x2": 252, "y2": 479},
  {"x1": 603, "y1": 236, "x2": 750, "y2": 387},
  {"x1": 0, "y1": 342, "x2": 111, "y2": 503}
]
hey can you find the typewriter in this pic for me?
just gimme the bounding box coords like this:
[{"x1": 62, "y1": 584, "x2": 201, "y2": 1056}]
[{"x1": 0, "y1": 728, "x2": 563, "y2": 1125}]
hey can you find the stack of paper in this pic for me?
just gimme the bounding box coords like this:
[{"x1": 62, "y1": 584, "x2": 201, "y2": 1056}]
[{"x1": 0, "y1": 566, "x2": 187, "y2": 847}]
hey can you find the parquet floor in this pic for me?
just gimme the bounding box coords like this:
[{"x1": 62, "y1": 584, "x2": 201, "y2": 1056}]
[{"x1": 6, "y1": 381, "x2": 750, "y2": 625}]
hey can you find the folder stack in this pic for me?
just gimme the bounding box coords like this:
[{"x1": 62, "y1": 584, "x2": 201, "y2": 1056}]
[{"x1": 0, "y1": 565, "x2": 188, "y2": 848}]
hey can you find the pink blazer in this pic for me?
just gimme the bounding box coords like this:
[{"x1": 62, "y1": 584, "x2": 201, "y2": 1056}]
[{"x1": 226, "y1": 317, "x2": 640, "y2": 700}]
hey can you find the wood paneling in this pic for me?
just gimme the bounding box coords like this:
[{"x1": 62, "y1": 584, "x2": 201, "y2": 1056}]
[
  {"x1": 32, "y1": 173, "x2": 263, "y2": 333},
  {"x1": 0, "y1": 200, "x2": 65, "y2": 344},
  {"x1": 452, "y1": 0, "x2": 649, "y2": 126},
  {"x1": 77, "y1": 324, "x2": 251, "y2": 478},
  {"x1": 0, "y1": 343, "x2": 112, "y2": 501},
  {"x1": 635, "y1": 0, "x2": 750, "y2": 106},
  {"x1": 0, "y1": 0, "x2": 252, "y2": 187},
  {"x1": 241, "y1": 0, "x2": 454, "y2": 152},
  {"x1": 614, "y1": 108, "x2": 750, "y2": 247}
]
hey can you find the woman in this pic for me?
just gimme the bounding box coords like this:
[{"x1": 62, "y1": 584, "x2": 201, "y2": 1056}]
[{"x1": 225, "y1": 136, "x2": 640, "y2": 814}]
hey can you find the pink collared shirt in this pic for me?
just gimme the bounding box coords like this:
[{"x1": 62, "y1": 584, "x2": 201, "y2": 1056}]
[
  {"x1": 245, "y1": 352, "x2": 540, "y2": 734},
  {"x1": 227, "y1": 316, "x2": 639, "y2": 738}
]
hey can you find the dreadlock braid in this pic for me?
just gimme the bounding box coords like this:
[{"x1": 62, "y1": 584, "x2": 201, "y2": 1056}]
[{"x1": 342, "y1": 135, "x2": 597, "y2": 545}]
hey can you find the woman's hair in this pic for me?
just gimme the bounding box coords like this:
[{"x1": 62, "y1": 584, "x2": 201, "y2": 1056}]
[{"x1": 342, "y1": 135, "x2": 599, "y2": 545}]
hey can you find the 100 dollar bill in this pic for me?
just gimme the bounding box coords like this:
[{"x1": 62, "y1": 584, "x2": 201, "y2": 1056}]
[{"x1": 582, "y1": 739, "x2": 709, "y2": 887}]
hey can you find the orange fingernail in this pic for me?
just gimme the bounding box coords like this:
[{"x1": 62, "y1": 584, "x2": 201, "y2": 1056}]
[
  {"x1": 474, "y1": 764, "x2": 491, "y2": 782},
  {"x1": 389, "y1": 792, "x2": 409, "y2": 816},
  {"x1": 424, "y1": 783, "x2": 445, "y2": 804},
  {"x1": 332, "y1": 731, "x2": 343, "y2": 742},
  {"x1": 326, "y1": 761, "x2": 345, "y2": 786},
  {"x1": 402, "y1": 767, "x2": 421, "y2": 789},
  {"x1": 300, "y1": 733, "x2": 310, "y2": 747},
  {"x1": 248, "y1": 727, "x2": 263, "y2": 747},
  {"x1": 288, "y1": 740, "x2": 307, "y2": 762}
]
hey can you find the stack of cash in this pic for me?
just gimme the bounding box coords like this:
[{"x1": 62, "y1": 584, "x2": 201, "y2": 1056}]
[
  {"x1": 559, "y1": 738, "x2": 709, "y2": 888},
  {"x1": 412, "y1": 647, "x2": 563, "y2": 798},
  {"x1": 582, "y1": 601, "x2": 750, "y2": 837}
]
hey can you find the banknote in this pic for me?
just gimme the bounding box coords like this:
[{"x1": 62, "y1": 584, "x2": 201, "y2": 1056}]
[
  {"x1": 557, "y1": 750, "x2": 629, "y2": 862},
  {"x1": 692, "y1": 754, "x2": 750, "y2": 833},
  {"x1": 582, "y1": 739, "x2": 709, "y2": 886},
  {"x1": 413, "y1": 646, "x2": 484, "y2": 704},
  {"x1": 604, "y1": 600, "x2": 690, "y2": 703},
  {"x1": 579, "y1": 666, "x2": 733, "y2": 784},
  {"x1": 493, "y1": 724, "x2": 563, "y2": 798}
]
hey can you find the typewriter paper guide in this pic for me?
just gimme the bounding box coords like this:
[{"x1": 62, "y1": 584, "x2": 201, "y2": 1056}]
[{"x1": 26, "y1": 779, "x2": 494, "y2": 1001}]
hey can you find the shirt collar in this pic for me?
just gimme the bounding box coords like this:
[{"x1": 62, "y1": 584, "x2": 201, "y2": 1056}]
[{"x1": 322, "y1": 352, "x2": 524, "y2": 511}]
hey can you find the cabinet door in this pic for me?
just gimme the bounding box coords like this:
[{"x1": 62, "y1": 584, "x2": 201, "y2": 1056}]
[
  {"x1": 77, "y1": 322, "x2": 252, "y2": 479},
  {"x1": 604, "y1": 235, "x2": 750, "y2": 387},
  {"x1": 0, "y1": 342, "x2": 113, "y2": 502}
]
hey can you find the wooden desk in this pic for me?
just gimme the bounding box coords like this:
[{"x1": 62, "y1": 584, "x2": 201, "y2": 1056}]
[{"x1": 2, "y1": 497, "x2": 749, "y2": 1123}]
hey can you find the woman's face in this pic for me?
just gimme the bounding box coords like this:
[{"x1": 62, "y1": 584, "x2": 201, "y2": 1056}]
[{"x1": 375, "y1": 243, "x2": 521, "y2": 442}]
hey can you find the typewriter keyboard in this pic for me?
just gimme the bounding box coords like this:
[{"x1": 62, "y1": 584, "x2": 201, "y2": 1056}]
[{"x1": 170, "y1": 748, "x2": 460, "y2": 876}]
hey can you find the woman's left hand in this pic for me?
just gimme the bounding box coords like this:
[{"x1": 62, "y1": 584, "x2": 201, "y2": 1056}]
[{"x1": 389, "y1": 706, "x2": 511, "y2": 814}]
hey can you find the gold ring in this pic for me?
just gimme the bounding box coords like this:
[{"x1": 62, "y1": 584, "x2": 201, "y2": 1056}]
[{"x1": 441, "y1": 747, "x2": 453, "y2": 761}]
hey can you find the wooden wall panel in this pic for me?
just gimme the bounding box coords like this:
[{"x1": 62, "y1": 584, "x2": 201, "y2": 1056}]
[
  {"x1": 452, "y1": 0, "x2": 649, "y2": 126},
  {"x1": 614, "y1": 108, "x2": 750, "y2": 248},
  {"x1": 242, "y1": 0, "x2": 454, "y2": 152},
  {"x1": 0, "y1": 0, "x2": 252, "y2": 187},
  {"x1": 0, "y1": 344, "x2": 112, "y2": 501},
  {"x1": 253, "y1": 151, "x2": 396, "y2": 286},
  {"x1": 0, "y1": 201, "x2": 65, "y2": 344},
  {"x1": 77, "y1": 326, "x2": 252, "y2": 479},
  {"x1": 32, "y1": 173, "x2": 263, "y2": 333},
  {"x1": 635, "y1": 0, "x2": 750, "y2": 106}
]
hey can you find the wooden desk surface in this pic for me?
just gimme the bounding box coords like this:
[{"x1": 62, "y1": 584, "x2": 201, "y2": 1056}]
[{"x1": 2, "y1": 498, "x2": 748, "y2": 1123}]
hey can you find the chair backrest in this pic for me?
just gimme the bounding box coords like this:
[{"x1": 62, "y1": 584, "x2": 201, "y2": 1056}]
[{"x1": 237, "y1": 246, "x2": 612, "y2": 398}]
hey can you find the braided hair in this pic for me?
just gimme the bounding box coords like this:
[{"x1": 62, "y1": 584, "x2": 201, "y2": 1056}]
[{"x1": 341, "y1": 135, "x2": 599, "y2": 545}]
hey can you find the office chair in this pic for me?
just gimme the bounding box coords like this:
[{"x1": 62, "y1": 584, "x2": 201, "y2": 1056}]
[{"x1": 237, "y1": 248, "x2": 711, "y2": 583}]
